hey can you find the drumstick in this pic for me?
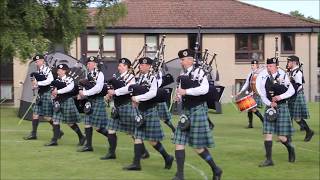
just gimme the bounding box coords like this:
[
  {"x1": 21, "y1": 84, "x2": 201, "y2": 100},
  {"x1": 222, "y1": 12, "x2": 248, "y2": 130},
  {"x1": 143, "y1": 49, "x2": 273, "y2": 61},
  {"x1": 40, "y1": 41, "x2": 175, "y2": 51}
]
[{"x1": 230, "y1": 95, "x2": 240, "y2": 112}]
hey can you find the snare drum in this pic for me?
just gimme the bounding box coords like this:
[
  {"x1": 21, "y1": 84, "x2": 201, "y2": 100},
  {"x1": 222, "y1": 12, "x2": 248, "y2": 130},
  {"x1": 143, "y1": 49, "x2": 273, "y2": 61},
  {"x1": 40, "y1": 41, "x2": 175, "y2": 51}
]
[{"x1": 235, "y1": 94, "x2": 257, "y2": 112}]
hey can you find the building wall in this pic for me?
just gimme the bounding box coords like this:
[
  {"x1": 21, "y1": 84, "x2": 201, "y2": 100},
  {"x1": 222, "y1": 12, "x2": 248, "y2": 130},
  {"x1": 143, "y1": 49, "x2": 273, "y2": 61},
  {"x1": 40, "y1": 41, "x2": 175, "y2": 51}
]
[
  {"x1": 121, "y1": 34, "x2": 145, "y2": 61},
  {"x1": 13, "y1": 58, "x2": 30, "y2": 107},
  {"x1": 11, "y1": 32, "x2": 319, "y2": 106}
]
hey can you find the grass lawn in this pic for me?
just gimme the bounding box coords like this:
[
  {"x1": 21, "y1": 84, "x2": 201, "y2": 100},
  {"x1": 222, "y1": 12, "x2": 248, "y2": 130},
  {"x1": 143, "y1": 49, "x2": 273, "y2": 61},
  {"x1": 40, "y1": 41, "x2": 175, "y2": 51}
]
[{"x1": 1, "y1": 103, "x2": 319, "y2": 180}]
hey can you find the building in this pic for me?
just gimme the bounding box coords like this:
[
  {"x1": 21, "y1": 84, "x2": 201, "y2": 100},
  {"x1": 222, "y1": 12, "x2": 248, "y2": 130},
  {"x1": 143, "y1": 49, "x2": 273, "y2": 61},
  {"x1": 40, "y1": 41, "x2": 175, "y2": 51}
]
[{"x1": 4, "y1": 0, "x2": 319, "y2": 106}]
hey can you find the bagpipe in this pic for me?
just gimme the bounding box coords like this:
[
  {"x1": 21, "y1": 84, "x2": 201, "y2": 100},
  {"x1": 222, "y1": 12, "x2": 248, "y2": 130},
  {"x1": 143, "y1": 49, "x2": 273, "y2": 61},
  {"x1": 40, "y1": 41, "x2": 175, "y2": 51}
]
[
  {"x1": 177, "y1": 43, "x2": 224, "y2": 109},
  {"x1": 129, "y1": 35, "x2": 173, "y2": 104}
]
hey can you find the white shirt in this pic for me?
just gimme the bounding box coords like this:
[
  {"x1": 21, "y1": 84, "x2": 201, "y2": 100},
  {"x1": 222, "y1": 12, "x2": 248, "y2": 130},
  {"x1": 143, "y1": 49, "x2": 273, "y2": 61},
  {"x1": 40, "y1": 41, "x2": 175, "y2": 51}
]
[
  {"x1": 256, "y1": 68, "x2": 295, "y2": 106},
  {"x1": 57, "y1": 75, "x2": 74, "y2": 94},
  {"x1": 83, "y1": 71, "x2": 104, "y2": 96},
  {"x1": 134, "y1": 73, "x2": 157, "y2": 102},
  {"x1": 181, "y1": 66, "x2": 209, "y2": 96},
  {"x1": 37, "y1": 65, "x2": 54, "y2": 86},
  {"x1": 239, "y1": 69, "x2": 259, "y2": 93},
  {"x1": 289, "y1": 66, "x2": 303, "y2": 92},
  {"x1": 115, "y1": 71, "x2": 136, "y2": 96}
]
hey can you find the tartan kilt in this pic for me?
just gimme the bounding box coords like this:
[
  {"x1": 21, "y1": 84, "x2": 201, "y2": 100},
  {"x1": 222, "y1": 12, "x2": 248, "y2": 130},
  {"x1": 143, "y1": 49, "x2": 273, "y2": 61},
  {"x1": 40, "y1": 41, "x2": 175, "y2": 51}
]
[
  {"x1": 157, "y1": 102, "x2": 172, "y2": 122},
  {"x1": 107, "y1": 102, "x2": 136, "y2": 134},
  {"x1": 84, "y1": 96, "x2": 108, "y2": 128},
  {"x1": 288, "y1": 91, "x2": 310, "y2": 119},
  {"x1": 134, "y1": 106, "x2": 164, "y2": 141},
  {"x1": 263, "y1": 103, "x2": 294, "y2": 136},
  {"x1": 253, "y1": 94, "x2": 263, "y2": 108},
  {"x1": 173, "y1": 103, "x2": 214, "y2": 148},
  {"x1": 32, "y1": 90, "x2": 53, "y2": 117},
  {"x1": 52, "y1": 97, "x2": 81, "y2": 124}
]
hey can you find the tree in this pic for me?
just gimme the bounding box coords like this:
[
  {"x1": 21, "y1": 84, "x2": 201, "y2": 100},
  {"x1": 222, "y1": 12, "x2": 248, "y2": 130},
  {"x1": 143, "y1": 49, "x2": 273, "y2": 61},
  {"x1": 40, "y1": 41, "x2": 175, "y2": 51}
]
[
  {"x1": 0, "y1": 0, "x2": 127, "y2": 63},
  {"x1": 290, "y1": 10, "x2": 320, "y2": 67}
]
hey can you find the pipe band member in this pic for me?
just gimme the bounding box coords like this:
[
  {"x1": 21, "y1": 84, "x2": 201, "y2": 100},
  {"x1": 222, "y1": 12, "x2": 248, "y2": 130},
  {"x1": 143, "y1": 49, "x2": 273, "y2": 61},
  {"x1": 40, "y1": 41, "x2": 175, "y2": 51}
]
[
  {"x1": 256, "y1": 57, "x2": 296, "y2": 167},
  {"x1": 287, "y1": 55, "x2": 314, "y2": 142},
  {"x1": 172, "y1": 49, "x2": 222, "y2": 180}
]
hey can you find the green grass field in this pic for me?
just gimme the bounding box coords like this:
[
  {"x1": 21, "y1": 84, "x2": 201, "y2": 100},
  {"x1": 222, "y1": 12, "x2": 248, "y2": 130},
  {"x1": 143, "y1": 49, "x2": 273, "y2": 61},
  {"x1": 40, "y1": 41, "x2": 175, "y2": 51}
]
[{"x1": 1, "y1": 103, "x2": 319, "y2": 180}]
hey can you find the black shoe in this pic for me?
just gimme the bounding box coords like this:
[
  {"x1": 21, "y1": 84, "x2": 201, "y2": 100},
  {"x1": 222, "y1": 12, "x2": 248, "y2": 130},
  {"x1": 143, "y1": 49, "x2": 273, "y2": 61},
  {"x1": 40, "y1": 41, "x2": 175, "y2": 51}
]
[
  {"x1": 77, "y1": 146, "x2": 93, "y2": 152},
  {"x1": 77, "y1": 137, "x2": 86, "y2": 146},
  {"x1": 44, "y1": 140, "x2": 58, "y2": 146},
  {"x1": 258, "y1": 159, "x2": 274, "y2": 167},
  {"x1": 58, "y1": 131, "x2": 64, "y2": 139},
  {"x1": 172, "y1": 176, "x2": 184, "y2": 180},
  {"x1": 100, "y1": 152, "x2": 116, "y2": 160},
  {"x1": 141, "y1": 151, "x2": 150, "y2": 159},
  {"x1": 304, "y1": 130, "x2": 314, "y2": 142},
  {"x1": 123, "y1": 163, "x2": 141, "y2": 171},
  {"x1": 164, "y1": 155, "x2": 174, "y2": 169},
  {"x1": 288, "y1": 147, "x2": 296, "y2": 162},
  {"x1": 246, "y1": 125, "x2": 253, "y2": 128},
  {"x1": 23, "y1": 133, "x2": 37, "y2": 140},
  {"x1": 213, "y1": 168, "x2": 223, "y2": 180}
]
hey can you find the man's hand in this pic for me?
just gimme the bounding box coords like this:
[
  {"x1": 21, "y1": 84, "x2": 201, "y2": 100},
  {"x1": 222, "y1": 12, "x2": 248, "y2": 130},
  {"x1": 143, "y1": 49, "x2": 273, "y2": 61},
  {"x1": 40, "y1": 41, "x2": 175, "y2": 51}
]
[
  {"x1": 270, "y1": 102, "x2": 277, "y2": 108},
  {"x1": 177, "y1": 88, "x2": 186, "y2": 96},
  {"x1": 272, "y1": 95, "x2": 281, "y2": 102},
  {"x1": 79, "y1": 90, "x2": 85, "y2": 98},
  {"x1": 108, "y1": 89, "x2": 115, "y2": 96},
  {"x1": 51, "y1": 88, "x2": 58, "y2": 98}
]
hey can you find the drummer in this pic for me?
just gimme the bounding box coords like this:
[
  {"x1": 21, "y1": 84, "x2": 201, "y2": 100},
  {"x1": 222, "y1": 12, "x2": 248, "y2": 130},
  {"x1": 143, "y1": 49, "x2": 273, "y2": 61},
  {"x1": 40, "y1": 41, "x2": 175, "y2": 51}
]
[{"x1": 236, "y1": 59, "x2": 264, "y2": 128}]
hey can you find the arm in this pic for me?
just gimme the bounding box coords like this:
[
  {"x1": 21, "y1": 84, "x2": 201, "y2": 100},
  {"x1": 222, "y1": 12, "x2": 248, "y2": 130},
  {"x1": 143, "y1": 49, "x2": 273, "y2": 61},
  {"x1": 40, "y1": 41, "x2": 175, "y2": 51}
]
[
  {"x1": 256, "y1": 73, "x2": 272, "y2": 106},
  {"x1": 279, "y1": 74, "x2": 295, "y2": 100},
  {"x1": 83, "y1": 72, "x2": 104, "y2": 96},
  {"x1": 185, "y1": 69, "x2": 209, "y2": 96},
  {"x1": 37, "y1": 71, "x2": 54, "y2": 86},
  {"x1": 135, "y1": 77, "x2": 157, "y2": 102},
  {"x1": 239, "y1": 73, "x2": 251, "y2": 93},
  {"x1": 115, "y1": 74, "x2": 136, "y2": 96},
  {"x1": 57, "y1": 80, "x2": 74, "y2": 94}
]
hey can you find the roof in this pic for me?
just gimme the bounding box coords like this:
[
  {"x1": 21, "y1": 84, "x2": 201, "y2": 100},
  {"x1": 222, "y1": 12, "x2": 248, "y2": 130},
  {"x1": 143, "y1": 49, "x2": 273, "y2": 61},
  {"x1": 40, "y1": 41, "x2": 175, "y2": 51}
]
[{"x1": 87, "y1": 0, "x2": 319, "y2": 29}]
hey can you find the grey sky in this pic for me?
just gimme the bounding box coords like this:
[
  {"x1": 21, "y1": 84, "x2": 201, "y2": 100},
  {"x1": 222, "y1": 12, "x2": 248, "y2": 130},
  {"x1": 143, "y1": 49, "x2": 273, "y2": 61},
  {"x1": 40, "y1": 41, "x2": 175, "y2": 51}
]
[{"x1": 241, "y1": 0, "x2": 320, "y2": 19}]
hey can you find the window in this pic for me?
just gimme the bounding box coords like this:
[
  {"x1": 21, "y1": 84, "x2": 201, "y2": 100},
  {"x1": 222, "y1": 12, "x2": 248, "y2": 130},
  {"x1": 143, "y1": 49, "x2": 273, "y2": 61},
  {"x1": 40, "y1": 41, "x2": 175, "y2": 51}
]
[
  {"x1": 145, "y1": 35, "x2": 158, "y2": 59},
  {"x1": 235, "y1": 34, "x2": 264, "y2": 63},
  {"x1": 0, "y1": 61, "x2": 13, "y2": 102},
  {"x1": 188, "y1": 34, "x2": 201, "y2": 59},
  {"x1": 235, "y1": 79, "x2": 246, "y2": 94},
  {"x1": 87, "y1": 35, "x2": 116, "y2": 59},
  {"x1": 281, "y1": 33, "x2": 295, "y2": 54}
]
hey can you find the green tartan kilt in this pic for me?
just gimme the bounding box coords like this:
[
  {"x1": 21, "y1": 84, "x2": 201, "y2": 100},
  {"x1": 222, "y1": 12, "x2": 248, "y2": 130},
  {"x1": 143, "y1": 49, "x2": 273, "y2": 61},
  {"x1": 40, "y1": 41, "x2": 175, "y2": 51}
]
[
  {"x1": 134, "y1": 106, "x2": 164, "y2": 141},
  {"x1": 107, "y1": 102, "x2": 136, "y2": 134},
  {"x1": 173, "y1": 103, "x2": 214, "y2": 148},
  {"x1": 84, "y1": 96, "x2": 108, "y2": 128},
  {"x1": 32, "y1": 90, "x2": 53, "y2": 117},
  {"x1": 288, "y1": 91, "x2": 310, "y2": 119},
  {"x1": 157, "y1": 102, "x2": 172, "y2": 122},
  {"x1": 263, "y1": 103, "x2": 294, "y2": 136},
  {"x1": 253, "y1": 94, "x2": 263, "y2": 108},
  {"x1": 52, "y1": 97, "x2": 81, "y2": 124}
]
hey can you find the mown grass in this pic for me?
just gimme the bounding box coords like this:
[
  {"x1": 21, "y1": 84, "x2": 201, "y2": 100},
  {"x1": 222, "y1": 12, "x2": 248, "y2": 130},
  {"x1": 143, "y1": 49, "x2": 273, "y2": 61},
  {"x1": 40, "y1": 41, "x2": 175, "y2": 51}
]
[{"x1": 1, "y1": 103, "x2": 319, "y2": 180}]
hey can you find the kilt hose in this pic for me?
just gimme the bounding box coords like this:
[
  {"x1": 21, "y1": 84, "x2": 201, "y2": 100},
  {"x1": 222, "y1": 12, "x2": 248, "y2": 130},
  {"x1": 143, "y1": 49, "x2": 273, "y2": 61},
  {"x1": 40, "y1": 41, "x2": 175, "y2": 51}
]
[
  {"x1": 134, "y1": 106, "x2": 165, "y2": 141},
  {"x1": 107, "y1": 102, "x2": 136, "y2": 135},
  {"x1": 84, "y1": 96, "x2": 109, "y2": 128},
  {"x1": 263, "y1": 103, "x2": 294, "y2": 136},
  {"x1": 52, "y1": 97, "x2": 81, "y2": 124},
  {"x1": 33, "y1": 90, "x2": 53, "y2": 117},
  {"x1": 288, "y1": 91, "x2": 310, "y2": 119},
  {"x1": 173, "y1": 103, "x2": 214, "y2": 148},
  {"x1": 157, "y1": 102, "x2": 172, "y2": 122}
]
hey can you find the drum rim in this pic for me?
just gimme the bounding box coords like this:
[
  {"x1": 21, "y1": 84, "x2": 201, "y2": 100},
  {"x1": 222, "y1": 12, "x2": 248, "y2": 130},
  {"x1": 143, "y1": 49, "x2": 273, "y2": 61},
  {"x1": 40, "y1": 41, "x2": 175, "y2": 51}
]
[{"x1": 236, "y1": 94, "x2": 253, "y2": 103}]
